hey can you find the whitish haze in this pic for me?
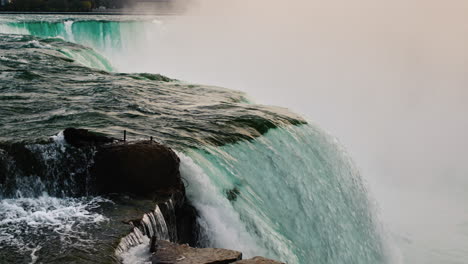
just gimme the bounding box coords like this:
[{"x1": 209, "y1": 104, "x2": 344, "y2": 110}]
[{"x1": 116, "y1": 1, "x2": 468, "y2": 263}]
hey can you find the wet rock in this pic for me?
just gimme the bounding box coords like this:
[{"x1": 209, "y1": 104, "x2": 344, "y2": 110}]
[
  {"x1": 63, "y1": 128, "x2": 114, "y2": 147},
  {"x1": 150, "y1": 236, "x2": 158, "y2": 253},
  {"x1": 90, "y1": 141, "x2": 183, "y2": 199},
  {"x1": 234, "y1": 256, "x2": 286, "y2": 264},
  {"x1": 152, "y1": 240, "x2": 242, "y2": 264},
  {"x1": 0, "y1": 143, "x2": 43, "y2": 179},
  {"x1": 225, "y1": 187, "x2": 240, "y2": 201},
  {"x1": 158, "y1": 200, "x2": 179, "y2": 242},
  {"x1": 175, "y1": 201, "x2": 199, "y2": 246}
]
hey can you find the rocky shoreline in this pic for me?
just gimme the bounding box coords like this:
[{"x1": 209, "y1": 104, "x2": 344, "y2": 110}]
[{"x1": 64, "y1": 128, "x2": 284, "y2": 264}]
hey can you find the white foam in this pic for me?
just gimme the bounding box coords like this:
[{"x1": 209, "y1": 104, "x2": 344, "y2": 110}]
[
  {"x1": 117, "y1": 204, "x2": 170, "y2": 263},
  {"x1": 64, "y1": 20, "x2": 75, "y2": 42},
  {"x1": 0, "y1": 56, "x2": 12, "y2": 62},
  {"x1": 0, "y1": 55, "x2": 28, "y2": 65},
  {"x1": 29, "y1": 245, "x2": 41, "y2": 264},
  {"x1": 177, "y1": 151, "x2": 268, "y2": 258},
  {"x1": 0, "y1": 24, "x2": 28, "y2": 35},
  {"x1": 0, "y1": 195, "x2": 110, "y2": 258},
  {"x1": 120, "y1": 236, "x2": 152, "y2": 264},
  {"x1": 24, "y1": 40, "x2": 53, "y2": 50},
  {"x1": 50, "y1": 130, "x2": 65, "y2": 144}
]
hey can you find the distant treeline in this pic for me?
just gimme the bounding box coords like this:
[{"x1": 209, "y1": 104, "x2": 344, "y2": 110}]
[{"x1": 0, "y1": 0, "x2": 129, "y2": 12}]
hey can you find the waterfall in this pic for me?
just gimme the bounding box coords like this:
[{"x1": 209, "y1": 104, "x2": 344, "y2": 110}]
[
  {"x1": 179, "y1": 125, "x2": 392, "y2": 264},
  {"x1": 116, "y1": 202, "x2": 173, "y2": 264}
]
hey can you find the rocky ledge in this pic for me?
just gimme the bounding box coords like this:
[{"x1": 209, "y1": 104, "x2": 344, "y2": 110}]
[
  {"x1": 64, "y1": 127, "x2": 184, "y2": 199},
  {"x1": 152, "y1": 240, "x2": 241, "y2": 264},
  {"x1": 151, "y1": 240, "x2": 285, "y2": 264}
]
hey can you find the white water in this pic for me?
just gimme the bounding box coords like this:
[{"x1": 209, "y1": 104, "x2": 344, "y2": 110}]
[
  {"x1": 120, "y1": 236, "x2": 152, "y2": 264},
  {"x1": 178, "y1": 151, "x2": 270, "y2": 259},
  {"x1": 0, "y1": 195, "x2": 109, "y2": 262},
  {"x1": 116, "y1": 204, "x2": 170, "y2": 264},
  {"x1": 0, "y1": 22, "x2": 114, "y2": 71},
  {"x1": 64, "y1": 20, "x2": 75, "y2": 42}
]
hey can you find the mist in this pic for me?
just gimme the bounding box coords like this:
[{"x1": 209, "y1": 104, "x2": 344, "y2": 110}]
[{"x1": 113, "y1": 1, "x2": 468, "y2": 262}]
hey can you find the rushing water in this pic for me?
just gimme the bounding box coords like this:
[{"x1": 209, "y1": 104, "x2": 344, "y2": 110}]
[
  {"x1": 0, "y1": 14, "x2": 392, "y2": 263},
  {"x1": 179, "y1": 125, "x2": 392, "y2": 263}
]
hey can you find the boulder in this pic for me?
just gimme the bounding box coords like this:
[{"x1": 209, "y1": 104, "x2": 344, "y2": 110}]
[
  {"x1": 90, "y1": 141, "x2": 183, "y2": 199},
  {"x1": 63, "y1": 128, "x2": 114, "y2": 147},
  {"x1": 152, "y1": 240, "x2": 242, "y2": 264},
  {"x1": 234, "y1": 256, "x2": 286, "y2": 264}
]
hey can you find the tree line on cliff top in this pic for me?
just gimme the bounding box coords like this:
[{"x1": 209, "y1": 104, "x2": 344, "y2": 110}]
[{"x1": 0, "y1": 0, "x2": 128, "y2": 12}]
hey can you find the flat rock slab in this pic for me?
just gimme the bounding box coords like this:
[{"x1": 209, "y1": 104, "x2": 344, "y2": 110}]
[
  {"x1": 91, "y1": 141, "x2": 183, "y2": 199},
  {"x1": 234, "y1": 256, "x2": 285, "y2": 264},
  {"x1": 63, "y1": 127, "x2": 115, "y2": 147},
  {"x1": 152, "y1": 240, "x2": 242, "y2": 264}
]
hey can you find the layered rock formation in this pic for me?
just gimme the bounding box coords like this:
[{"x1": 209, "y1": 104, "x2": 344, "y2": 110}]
[{"x1": 152, "y1": 240, "x2": 242, "y2": 264}]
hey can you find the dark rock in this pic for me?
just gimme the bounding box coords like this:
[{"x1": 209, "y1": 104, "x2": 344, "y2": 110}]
[
  {"x1": 225, "y1": 187, "x2": 240, "y2": 201},
  {"x1": 152, "y1": 240, "x2": 242, "y2": 264},
  {"x1": 234, "y1": 257, "x2": 285, "y2": 264},
  {"x1": 63, "y1": 128, "x2": 114, "y2": 147},
  {"x1": 175, "y1": 201, "x2": 199, "y2": 246},
  {"x1": 0, "y1": 149, "x2": 7, "y2": 184},
  {"x1": 90, "y1": 141, "x2": 183, "y2": 199},
  {"x1": 150, "y1": 236, "x2": 158, "y2": 253},
  {"x1": 0, "y1": 143, "x2": 43, "y2": 180}
]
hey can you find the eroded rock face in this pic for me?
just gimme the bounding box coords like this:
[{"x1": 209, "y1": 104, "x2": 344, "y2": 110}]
[
  {"x1": 234, "y1": 256, "x2": 286, "y2": 264},
  {"x1": 90, "y1": 141, "x2": 183, "y2": 199},
  {"x1": 152, "y1": 240, "x2": 242, "y2": 264}
]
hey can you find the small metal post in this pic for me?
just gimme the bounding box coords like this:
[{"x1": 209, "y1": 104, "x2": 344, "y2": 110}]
[{"x1": 123, "y1": 130, "x2": 126, "y2": 142}]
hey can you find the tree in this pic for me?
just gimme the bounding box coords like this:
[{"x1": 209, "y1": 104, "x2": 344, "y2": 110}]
[
  {"x1": 79, "y1": 0, "x2": 91, "y2": 11},
  {"x1": 48, "y1": 0, "x2": 69, "y2": 11}
]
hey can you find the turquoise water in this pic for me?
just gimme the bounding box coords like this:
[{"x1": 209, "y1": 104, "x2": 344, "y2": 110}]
[
  {"x1": 180, "y1": 125, "x2": 390, "y2": 263},
  {"x1": 1, "y1": 17, "x2": 161, "y2": 72}
]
